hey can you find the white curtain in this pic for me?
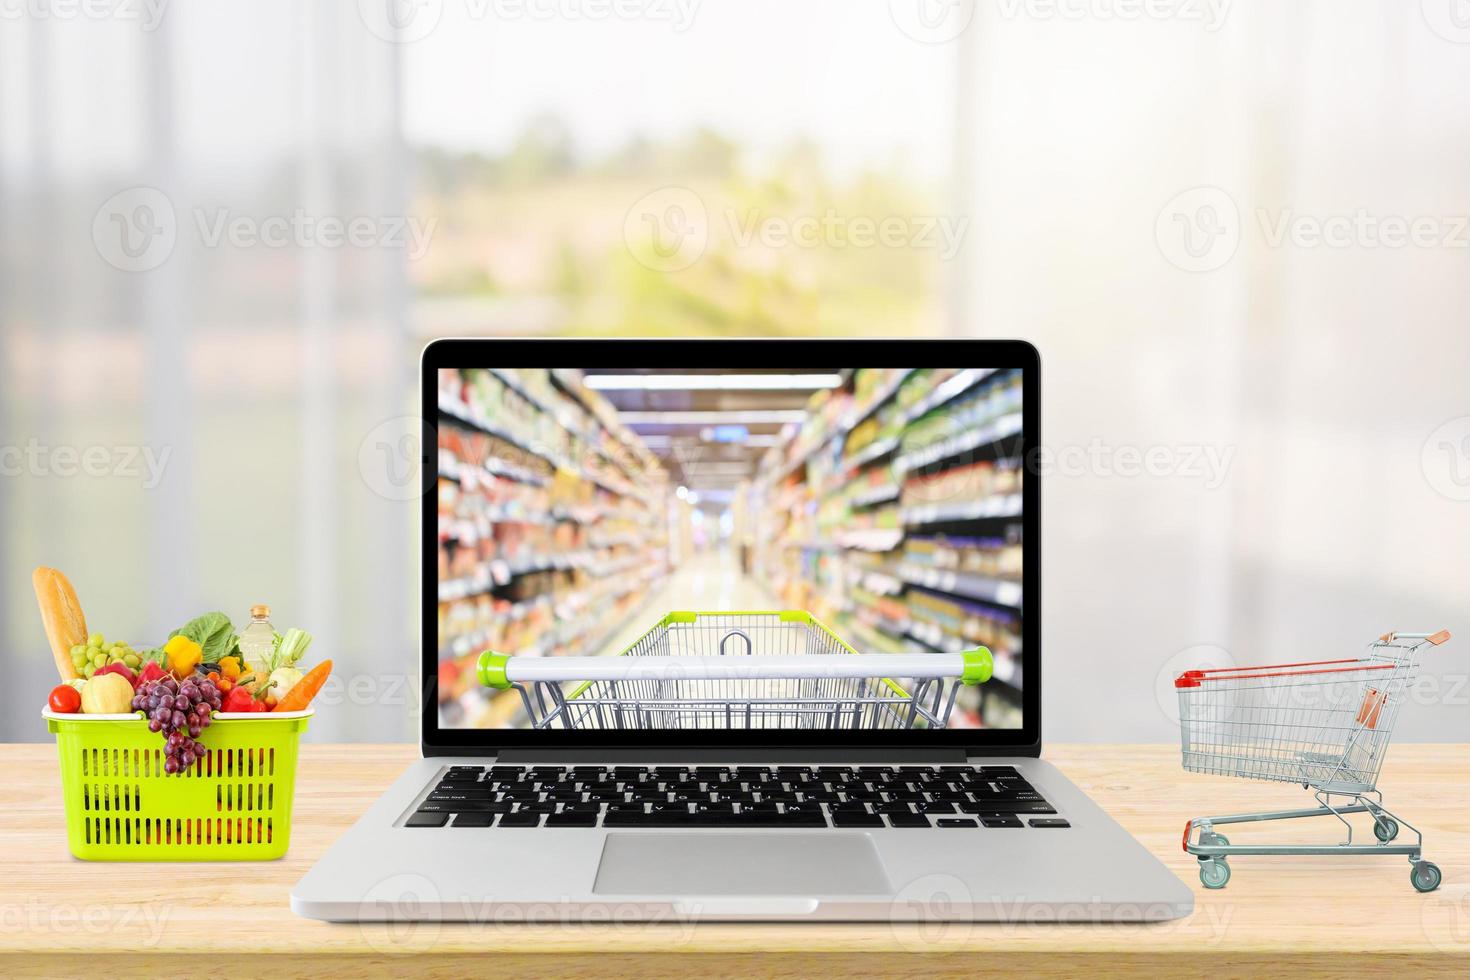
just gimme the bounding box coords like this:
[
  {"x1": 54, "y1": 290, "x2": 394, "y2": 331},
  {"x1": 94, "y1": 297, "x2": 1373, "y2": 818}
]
[
  {"x1": 0, "y1": 2, "x2": 413, "y2": 741},
  {"x1": 960, "y1": 1, "x2": 1470, "y2": 741}
]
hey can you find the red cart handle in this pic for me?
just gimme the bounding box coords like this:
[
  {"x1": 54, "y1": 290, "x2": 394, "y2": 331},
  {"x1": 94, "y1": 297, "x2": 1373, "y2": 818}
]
[
  {"x1": 1175, "y1": 629, "x2": 1452, "y2": 688},
  {"x1": 1174, "y1": 660, "x2": 1393, "y2": 688}
]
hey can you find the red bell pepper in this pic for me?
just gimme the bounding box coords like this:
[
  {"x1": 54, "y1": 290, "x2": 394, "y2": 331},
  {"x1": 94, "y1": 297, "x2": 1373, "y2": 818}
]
[{"x1": 222, "y1": 685, "x2": 267, "y2": 713}]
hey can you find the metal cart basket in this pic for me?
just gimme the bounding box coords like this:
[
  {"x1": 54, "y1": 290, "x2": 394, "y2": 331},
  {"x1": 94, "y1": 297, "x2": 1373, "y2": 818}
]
[
  {"x1": 478, "y1": 610, "x2": 992, "y2": 731},
  {"x1": 1175, "y1": 629, "x2": 1451, "y2": 892}
]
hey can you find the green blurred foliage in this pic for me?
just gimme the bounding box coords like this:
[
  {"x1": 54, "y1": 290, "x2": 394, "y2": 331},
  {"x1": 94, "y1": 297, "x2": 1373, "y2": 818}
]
[{"x1": 412, "y1": 119, "x2": 946, "y2": 338}]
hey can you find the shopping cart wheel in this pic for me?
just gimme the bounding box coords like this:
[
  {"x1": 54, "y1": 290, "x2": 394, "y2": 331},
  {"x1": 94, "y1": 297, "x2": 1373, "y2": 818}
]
[
  {"x1": 1411, "y1": 861, "x2": 1442, "y2": 893},
  {"x1": 1201, "y1": 832, "x2": 1230, "y2": 847},
  {"x1": 1199, "y1": 859, "x2": 1231, "y2": 890},
  {"x1": 1373, "y1": 817, "x2": 1399, "y2": 842}
]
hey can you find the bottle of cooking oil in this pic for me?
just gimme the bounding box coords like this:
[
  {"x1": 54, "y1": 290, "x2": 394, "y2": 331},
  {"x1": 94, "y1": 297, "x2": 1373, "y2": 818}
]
[{"x1": 237, "y1": 604, "x2": 277, "y2": 680}]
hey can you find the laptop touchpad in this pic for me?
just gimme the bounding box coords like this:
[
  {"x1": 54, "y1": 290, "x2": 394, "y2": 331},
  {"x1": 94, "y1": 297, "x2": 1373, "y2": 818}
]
[{"x1": 594, "y1": 833, "x2": 892, "y2": 895}]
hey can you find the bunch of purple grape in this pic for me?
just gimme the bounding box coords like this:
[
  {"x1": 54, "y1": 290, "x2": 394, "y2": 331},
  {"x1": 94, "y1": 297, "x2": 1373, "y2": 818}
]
[{"x1": 131, "y1": 675, "x2": 223, "y2": 774}]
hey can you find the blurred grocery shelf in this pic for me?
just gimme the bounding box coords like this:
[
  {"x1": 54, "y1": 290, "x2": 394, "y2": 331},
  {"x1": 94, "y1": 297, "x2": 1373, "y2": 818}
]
[
  {"x1": 749, "y1": 367, "x2": 1026, "y2": 729},
  {"x1": 436, "y1": 367, "x2": 1027, "y2": 730}
]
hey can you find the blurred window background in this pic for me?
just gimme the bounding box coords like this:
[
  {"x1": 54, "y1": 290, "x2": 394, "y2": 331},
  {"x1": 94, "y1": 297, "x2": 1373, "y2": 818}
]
[{"x1": 2, "y1": 2, "x2": 1468, "y2": 743}]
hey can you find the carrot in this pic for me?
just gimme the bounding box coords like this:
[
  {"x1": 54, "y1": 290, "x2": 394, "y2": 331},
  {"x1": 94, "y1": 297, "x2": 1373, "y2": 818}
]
[{"x1": 274, "y1": 659, "x2": 332, "y2": 712}]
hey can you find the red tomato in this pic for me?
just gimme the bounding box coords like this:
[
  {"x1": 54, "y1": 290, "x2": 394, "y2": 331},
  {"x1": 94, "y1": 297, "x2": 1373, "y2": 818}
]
[{"x1": 48, "y1": 684, "x2": 82, "y2": 713}]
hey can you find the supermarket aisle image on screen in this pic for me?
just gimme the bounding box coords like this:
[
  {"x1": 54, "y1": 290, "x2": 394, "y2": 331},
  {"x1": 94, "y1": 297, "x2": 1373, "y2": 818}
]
[{"x1": 435, "y1": 368, "x2": 1024, "y2": 731}]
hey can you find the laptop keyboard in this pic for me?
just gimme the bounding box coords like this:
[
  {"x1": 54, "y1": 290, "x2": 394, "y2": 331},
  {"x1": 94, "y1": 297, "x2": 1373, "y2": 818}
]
[{"x1": 405, "y1": 765, "x2": 1066, "y2": 830}]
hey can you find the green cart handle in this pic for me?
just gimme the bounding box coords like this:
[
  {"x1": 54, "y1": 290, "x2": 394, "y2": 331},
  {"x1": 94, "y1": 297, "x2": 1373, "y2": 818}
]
[
  {"x1": 478, "y1": 650, "x2": 512, "y2": 690},
  {"x1": 960, "y1": 647, "x2": 993, "y2": 684},
  {"x1": 476, "y1": 647, "x2": 993, "y2": 688}
]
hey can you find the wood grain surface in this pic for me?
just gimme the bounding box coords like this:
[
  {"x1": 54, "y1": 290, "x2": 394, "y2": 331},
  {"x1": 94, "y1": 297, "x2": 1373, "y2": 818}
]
[{"x1": 3, "y1": 743, "x2": 1467, "y2": 978}]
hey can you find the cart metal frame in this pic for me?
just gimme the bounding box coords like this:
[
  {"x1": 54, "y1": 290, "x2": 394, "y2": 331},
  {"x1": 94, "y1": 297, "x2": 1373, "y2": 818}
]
[
  {"x1": 478, "y1": 610, "x2": 992, "y2": 732},
  {"x1": 1175, "y1": 629, "x2": 1451, "y2": 892}
]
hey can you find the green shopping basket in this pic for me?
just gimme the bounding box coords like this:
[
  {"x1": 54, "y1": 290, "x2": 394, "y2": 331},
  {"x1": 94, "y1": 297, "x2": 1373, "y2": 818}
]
[{"x1": 43, "y1": 708, "x2": 312, "y2": 861}]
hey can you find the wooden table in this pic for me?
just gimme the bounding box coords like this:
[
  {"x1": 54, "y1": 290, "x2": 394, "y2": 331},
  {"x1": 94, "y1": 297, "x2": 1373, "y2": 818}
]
[{"x1": 4, "y1": 744, "x2": 1467, "y2": 977}]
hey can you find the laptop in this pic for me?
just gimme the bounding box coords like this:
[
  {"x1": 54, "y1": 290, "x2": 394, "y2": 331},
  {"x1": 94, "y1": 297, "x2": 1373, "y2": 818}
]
[{"x1": 291, "y1": 338, "x2": 1193, "y2": 922}]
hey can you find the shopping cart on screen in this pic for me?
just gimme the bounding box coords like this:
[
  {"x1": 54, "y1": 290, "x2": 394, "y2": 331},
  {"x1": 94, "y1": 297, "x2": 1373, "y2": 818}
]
[
  {"x1": 477, "y1": 611, "x2": 992, "y2": 731},
  {"x1": 1175, "y1": 629, "x2": 1452, "y2": 892}
]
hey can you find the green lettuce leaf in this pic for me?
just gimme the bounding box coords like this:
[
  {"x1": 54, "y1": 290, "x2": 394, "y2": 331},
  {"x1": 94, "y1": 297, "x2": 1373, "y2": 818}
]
[{"x1": 171, "y1": 612, "x2": 239, "y2": 664}]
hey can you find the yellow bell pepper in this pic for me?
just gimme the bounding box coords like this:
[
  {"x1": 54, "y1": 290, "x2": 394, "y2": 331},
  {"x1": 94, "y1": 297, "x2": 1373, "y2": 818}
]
[{"x1": 163, "y1": 634, "x2": 203, "y2": 679}]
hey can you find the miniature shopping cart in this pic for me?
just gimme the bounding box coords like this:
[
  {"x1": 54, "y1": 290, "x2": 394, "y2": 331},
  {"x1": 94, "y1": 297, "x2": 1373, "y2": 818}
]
[
  {"x1": 477, "y1": 611, "x2": 992, "y2": 730},
  {"x1": 1176, "y1": 629, "x2": 1452, "y2": 892}
]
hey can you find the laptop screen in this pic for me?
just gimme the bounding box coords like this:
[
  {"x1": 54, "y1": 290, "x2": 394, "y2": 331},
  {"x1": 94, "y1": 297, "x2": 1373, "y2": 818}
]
[{"x1": 431, "y1": 360, "x2": 1028, "y2": 737}]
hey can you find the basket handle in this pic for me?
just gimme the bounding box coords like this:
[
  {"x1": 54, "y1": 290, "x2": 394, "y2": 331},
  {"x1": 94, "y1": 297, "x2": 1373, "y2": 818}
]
[{"x1": 477, "y1": 650, "x2": 993, "y2": 689}]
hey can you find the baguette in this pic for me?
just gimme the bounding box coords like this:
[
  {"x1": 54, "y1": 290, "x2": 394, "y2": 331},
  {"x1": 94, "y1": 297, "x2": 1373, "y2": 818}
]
[{"x1": 33, "y1": 567, "x2": 87, "y2": 682}]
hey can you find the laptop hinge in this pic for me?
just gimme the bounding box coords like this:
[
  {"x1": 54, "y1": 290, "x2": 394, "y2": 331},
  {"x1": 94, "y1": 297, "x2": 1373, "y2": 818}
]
[
  {"x1": 491, "y1": 747, "x2": 972, "y2": 764},
  {"x1": 968, "y1": 745, "x2": 1042, "y2": 760}
]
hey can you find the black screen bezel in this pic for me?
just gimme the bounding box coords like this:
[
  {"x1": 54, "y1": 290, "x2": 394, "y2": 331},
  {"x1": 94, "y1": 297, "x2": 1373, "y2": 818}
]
[{"x1": 420, "y1": 338, "x2": 1041, "y2": 756}]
